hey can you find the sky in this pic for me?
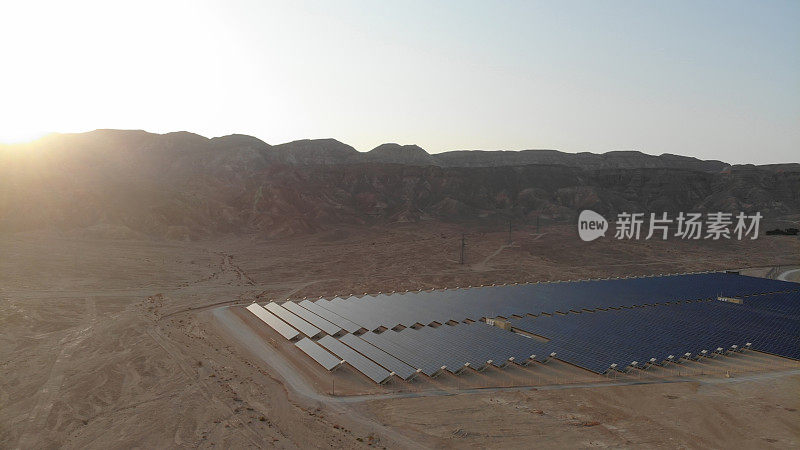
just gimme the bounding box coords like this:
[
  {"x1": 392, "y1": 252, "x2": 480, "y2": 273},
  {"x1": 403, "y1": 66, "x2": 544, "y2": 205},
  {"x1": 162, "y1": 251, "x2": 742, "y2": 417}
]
[{"x1": 1, "y1": 0, "x2": 798, "y2": 163}]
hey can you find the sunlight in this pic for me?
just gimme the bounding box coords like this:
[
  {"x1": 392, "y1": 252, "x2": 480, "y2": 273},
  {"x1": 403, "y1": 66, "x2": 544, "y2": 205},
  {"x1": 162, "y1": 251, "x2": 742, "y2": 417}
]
[{"x1": 0, "y1": 128, "x2": 50, "y2": 145}]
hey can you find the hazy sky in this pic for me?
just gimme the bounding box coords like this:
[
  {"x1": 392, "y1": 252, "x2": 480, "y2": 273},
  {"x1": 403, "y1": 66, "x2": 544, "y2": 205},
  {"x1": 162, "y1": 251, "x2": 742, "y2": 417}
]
[{"x1": 2, "y1": 1, "x2": 798, "y2": 163}]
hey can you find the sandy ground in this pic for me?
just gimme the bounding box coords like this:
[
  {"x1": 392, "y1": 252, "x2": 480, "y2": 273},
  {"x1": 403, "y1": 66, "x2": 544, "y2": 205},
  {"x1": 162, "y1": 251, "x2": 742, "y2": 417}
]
[
  {"x1": 366, "y1": 374, "x2": 800, "y2": 449},
  {"x1": 1, "y1": 223, "x2": 799, "y2": 448}
]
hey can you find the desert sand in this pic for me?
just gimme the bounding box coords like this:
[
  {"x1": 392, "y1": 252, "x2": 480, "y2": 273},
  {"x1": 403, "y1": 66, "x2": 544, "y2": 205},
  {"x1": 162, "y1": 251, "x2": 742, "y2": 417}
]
[{"x1": 2, "y1": 223, "x2": 799, "y2": 448}]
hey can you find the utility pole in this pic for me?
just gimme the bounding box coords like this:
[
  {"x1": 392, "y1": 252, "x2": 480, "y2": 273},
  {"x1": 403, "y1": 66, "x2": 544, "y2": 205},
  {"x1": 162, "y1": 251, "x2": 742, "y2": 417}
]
[
  {"x1": 508, "y1": 220, "x2": 512, "y2": 245},
  {"x1": 459, "y1": 234, "x2": 466, "y2": 265},
  {"x1": 536, "y1": 215, "x2": 540, "y2": 234}
]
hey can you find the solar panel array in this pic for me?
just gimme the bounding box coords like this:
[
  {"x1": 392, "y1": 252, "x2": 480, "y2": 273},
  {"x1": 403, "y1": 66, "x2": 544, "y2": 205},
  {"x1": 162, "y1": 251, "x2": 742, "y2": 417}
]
[
  {"x1": 244, "y1": 273, "x2": 800, "y2": 383},
  {"x1": 360, "y1": 323, "x2": 552, "y2": 374},
  {"x1": 298, "y1": 299, "x2": 362, "y2": 333},
  {"x1": 728, "y1": 290, "x2": 800, "y2": 321},
  {"x1": 245, "y1": 303, "x2": 299, "y2": 341},
  {"x1": 282, "y1": 301, "x2": 343, "y2": 336},
  {"x1": 311, "y1": 273, "x2": 797, "y2": 331},
  {"x1": 509, "y1": 299, "x2": 800, "y2": 373},
  {"x1": 295, "y1": 337, "x2": 342, "y2": 370},
  {"x1": 317, "y1": 336, "x2": 393, "y2": 384},
  {"x1": 339, "y1": 334, "x2": 418, "y2": 380},
  {"x1": 265, "y1": 302, "x2": 323, "y2": 338}
]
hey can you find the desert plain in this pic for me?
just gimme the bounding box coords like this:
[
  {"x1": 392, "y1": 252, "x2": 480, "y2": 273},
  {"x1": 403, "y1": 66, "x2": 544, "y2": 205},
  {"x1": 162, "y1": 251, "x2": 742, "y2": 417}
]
[{"x1": 2, "y1": 222, "x2": 799, "y2": 449}]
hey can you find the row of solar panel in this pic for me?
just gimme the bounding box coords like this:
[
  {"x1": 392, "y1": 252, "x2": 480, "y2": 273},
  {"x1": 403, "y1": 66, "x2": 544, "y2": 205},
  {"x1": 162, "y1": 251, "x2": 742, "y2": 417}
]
[
  {"x1": 245, "y1": 274, "x2": 799, "y2": 382},
  {"x1": 273, "y1": 301, "x2": 781, "y2": 380},
  {"x1": 729, "y1": 291, "x2": 800, "y2": 321},
  {"x1": 315, "y1": 295, "x2": 799, "y2": 379},
  {"x1": 311, "y1": 323, "x2": 558, "y2": 382},
  {"x1": 509, "y1": 299, "x2": 799, "y2": 372},
  {"x1": 245, "y1": 301, "x2": 557, "y2": 382},
  {"x1": 244, "y1": 302, "x2": 399, "y2": 383},
  {"x1": 306, "y1": 273, "x2": 799, "y2": 332}
]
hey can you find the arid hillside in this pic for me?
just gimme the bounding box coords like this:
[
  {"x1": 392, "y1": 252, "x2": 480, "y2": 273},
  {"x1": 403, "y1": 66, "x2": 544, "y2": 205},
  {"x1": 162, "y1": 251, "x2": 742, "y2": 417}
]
[{"x1": 1, "y1": 130, "x2": 798, "y2": 239}]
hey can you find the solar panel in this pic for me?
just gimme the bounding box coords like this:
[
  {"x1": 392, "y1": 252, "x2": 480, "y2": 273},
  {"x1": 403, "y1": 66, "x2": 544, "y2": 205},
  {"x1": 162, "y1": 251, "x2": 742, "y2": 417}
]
[
  {"x1": 282, "y1": 301, "x2": 343, "y2": 336},
  {"x1": 359, "y1": 330, "x2": 445, "y2": 377},
  {"x1": 245, "y1": 303, "x2": 300, "y2": 341},
  {"x1": 299, "y1": 300, "x2": 363, "y2": 333},
  {"x1": 270, "y1": 274, "x2": 800, "y2": 378},
  {"x1": 426, "y1": 324, "x2": 493, "y2": 369},
  {"x1": 265, "y1": 302, "x2": 323, "y2": 338},
  {"x1": 507, "y1": 295, "x2": 800, "y2": 372},
  {"x1": 298, "y1": 273, "x2": 798, "y2": 332},
  {"x1": 317, "y1": 335, "x2": 393, "y2": 384},
  {"x1": 339, "y1": 334, "x2": 418, "y2": 380},
  {"x1": 295, "y1": 337, "x2": 342, "y2": 370},
  {"x1": 397, "y1": 326, "x2": 471, "y2": 374}
]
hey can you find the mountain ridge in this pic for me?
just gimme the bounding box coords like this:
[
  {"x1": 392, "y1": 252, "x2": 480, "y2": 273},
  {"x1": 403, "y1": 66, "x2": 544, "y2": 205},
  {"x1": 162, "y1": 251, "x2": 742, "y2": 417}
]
[
  {"x1": 1, "y1": 129, "x2": 797, "y2": 239},
  {"x1": 6, "y1": 129, "x2": 795, "y2": 171}
]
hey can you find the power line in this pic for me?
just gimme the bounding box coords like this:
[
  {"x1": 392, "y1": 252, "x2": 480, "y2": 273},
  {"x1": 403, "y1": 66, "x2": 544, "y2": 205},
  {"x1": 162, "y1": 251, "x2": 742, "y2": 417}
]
[{"x1": 459, "y1": 234, "x2": 466, "y2": 265}]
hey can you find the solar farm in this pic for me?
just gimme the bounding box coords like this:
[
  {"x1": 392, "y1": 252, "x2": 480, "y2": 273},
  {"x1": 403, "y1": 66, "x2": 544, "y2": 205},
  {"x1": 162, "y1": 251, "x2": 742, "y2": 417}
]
[{"x1": 241, "y1": 272, "x2": 800, "y2": 388}]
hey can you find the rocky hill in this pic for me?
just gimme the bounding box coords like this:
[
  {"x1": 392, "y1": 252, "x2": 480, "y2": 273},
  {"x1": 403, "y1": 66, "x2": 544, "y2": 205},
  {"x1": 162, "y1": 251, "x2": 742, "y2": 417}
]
[
  {"x1": 432, "y1": 149, "x2": 732, "y2": 172},
  {"x1": 269, "y1": 138, "x2": 358, "y2": 165},
  {"x1": 365, "y1": 143, "x2": 435, "y2": 166},
  {"x1": 0, "y1": 130, "x2": 797, "y2": 239}
]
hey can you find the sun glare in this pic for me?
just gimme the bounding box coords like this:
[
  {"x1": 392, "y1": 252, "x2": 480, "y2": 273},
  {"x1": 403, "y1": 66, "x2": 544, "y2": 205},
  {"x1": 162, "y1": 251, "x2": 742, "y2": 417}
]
[{"x1": 0, "y1": 129, "x2": 50, "y2": 145}]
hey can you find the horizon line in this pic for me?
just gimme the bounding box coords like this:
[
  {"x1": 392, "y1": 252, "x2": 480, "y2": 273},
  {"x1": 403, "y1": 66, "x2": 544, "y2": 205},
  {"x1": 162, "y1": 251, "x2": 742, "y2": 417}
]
[{"x1": 2, "y1": 128, "x2": 797, "y2": 166}]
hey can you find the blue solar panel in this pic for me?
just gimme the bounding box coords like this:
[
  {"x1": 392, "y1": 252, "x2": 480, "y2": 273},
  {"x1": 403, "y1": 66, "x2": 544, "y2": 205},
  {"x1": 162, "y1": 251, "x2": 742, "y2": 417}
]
[
  {"x1": 283, "y1": 274, "x2": 799, "y2": 378},
  {"x1": 317, "y1": 335, "x2": 393, "y2": 384},
  {"x1": 339, "y1": 333, "x2": 418, "y2": 380},
  {"x1": 307, "y1": 273, "x2": 799, "y2": 333},
  {"x1": 295, "y1": 338, "x2": 342, "y2": 370},
  {"x1": 283, "y1": 301, "x2": 343, "y2": 336},
  {"x1": 508, "y1": 296, "x2": 800, "y2": 372}
]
